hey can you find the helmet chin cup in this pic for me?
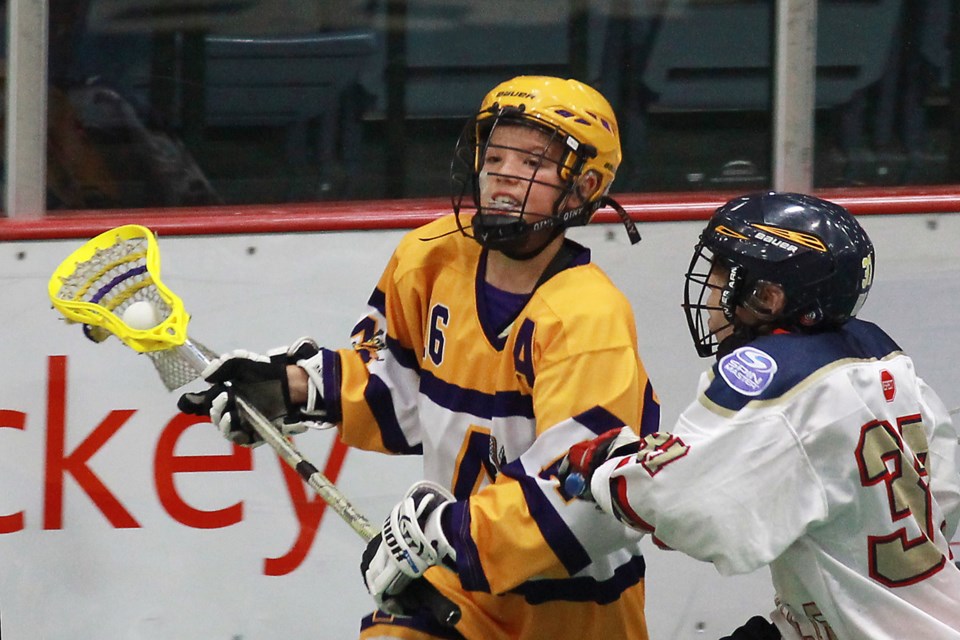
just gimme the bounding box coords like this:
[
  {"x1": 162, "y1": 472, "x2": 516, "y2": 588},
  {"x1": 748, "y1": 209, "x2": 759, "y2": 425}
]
[
  {"x1": 470, "y1": 212, "x2": 560, "y2": 260},
  {"x1": 471, "y1": 213, "x2": 525, "y2": 248}
]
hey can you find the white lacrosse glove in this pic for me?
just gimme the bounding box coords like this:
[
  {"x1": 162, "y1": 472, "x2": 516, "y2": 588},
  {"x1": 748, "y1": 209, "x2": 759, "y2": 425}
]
[
  {"x1": 360, "y1": 481, "x2": 457, "y2": 617},
  {"x1": 177, "y1": 339, "x2": 334, "y2": 446}
]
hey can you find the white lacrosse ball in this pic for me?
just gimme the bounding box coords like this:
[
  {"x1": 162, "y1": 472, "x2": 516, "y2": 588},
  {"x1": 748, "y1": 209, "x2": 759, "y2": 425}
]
[{"x1": 121, "y1": 300, "x2": 160, "y2": 330}]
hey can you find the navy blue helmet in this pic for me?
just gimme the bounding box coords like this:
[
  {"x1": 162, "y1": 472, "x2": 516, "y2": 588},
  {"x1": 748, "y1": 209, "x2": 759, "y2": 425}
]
[{"x1": 684, "y1": 192, "x2": 875, "y2": 357}]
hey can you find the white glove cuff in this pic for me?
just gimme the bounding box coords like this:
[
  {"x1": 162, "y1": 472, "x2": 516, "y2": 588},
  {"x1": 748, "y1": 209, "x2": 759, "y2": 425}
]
[
  {"x1": 590, "y1": 458, "x2": 619, "y2": 520},
  {"x1": 609, "y1": 425, "x2": 641, "y2": 451},
  {"x1": 296, "y1": 350, "x2": 326, "y2": 416},
  {"x1": 422, "y1": 501, "x2": 456, "y2": 565},
  {"x1": 409, "y1": 481, "x2": 457, "y2": 566}
]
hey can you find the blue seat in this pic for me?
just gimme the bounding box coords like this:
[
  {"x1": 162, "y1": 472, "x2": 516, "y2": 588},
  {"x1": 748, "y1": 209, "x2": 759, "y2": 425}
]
[
  {"x1": 204, "y1": 32, "x2": 377, "y2": 192},
  {"x1": 641, "y1": 0, "x2": 903, "y2": 111}
]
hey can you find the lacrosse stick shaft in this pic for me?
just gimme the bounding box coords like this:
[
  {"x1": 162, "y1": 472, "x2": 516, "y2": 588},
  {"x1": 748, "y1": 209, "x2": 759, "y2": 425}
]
[{"x1": 177, "y1": 339, "x2": 461, "y2": 626}]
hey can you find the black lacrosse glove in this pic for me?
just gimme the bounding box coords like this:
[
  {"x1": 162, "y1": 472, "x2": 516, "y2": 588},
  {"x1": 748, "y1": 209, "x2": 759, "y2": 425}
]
[
  {"x1": 719, "y1": 616, "x2": 782, "y2": 640},
  {"x1": 178, "y1": 340, "x2": 320, "y2": 446}
]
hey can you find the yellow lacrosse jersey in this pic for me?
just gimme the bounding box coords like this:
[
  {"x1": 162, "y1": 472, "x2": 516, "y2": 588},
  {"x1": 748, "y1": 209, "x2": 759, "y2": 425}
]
[{"x1": 334, "y1": 214, "x2": 659, "y2": 640}]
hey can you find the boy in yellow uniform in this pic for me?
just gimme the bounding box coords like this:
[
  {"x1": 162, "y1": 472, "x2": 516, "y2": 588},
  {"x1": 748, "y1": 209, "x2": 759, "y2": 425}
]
[{"x1": 181, "y1": 76, "x2": 658, "y2": 639}]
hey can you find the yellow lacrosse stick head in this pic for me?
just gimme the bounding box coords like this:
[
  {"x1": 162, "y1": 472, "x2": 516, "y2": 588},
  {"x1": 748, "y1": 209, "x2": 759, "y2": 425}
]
[{"x1": 48, "y1": 224, "x2": 190, "y2": 353}]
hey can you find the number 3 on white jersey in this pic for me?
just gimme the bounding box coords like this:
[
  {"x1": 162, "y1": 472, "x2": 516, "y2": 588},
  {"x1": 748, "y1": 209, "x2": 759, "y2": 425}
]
[{"x1": 855, "y1": 414, "x2": 946, "y2": 587}]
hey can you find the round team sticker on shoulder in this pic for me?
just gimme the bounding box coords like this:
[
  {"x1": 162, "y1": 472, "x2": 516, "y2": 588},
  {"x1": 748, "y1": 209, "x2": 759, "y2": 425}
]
[{"x1": 718, "y1": 346, "x2": 778, "y2": 396}]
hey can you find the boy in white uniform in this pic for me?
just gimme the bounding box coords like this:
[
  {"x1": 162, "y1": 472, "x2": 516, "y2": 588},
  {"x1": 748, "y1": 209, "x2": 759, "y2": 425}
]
[{"x1": 560, "y1": 192, "x2": 960, "y2": 640}]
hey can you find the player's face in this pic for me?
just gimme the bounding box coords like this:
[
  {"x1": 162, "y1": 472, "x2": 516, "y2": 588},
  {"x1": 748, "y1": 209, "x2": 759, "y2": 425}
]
[
  {"x1": 706, "y1": 263, "x2": 733, "y2": 341},
  {"x1": 477, "y1": 124, "x2": 566, "y2": 220}
]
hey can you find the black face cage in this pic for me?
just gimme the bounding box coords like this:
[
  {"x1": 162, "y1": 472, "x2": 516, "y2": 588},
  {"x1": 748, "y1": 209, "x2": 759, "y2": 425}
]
[
  {"x1": 682, "y1": 243, "x2": 737, "y2": 358},
  {"x1": 450, "y1": 109, "x2": 586, "y2": 256}
]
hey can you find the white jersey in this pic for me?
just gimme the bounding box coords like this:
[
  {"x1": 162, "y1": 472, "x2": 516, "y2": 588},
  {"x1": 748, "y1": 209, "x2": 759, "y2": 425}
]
[{"x1": 591, "y1": 318, "x2": 960, "y2": 640}]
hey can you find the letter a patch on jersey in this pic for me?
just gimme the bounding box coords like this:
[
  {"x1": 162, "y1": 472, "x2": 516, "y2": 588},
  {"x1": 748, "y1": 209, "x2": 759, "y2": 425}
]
[{"x1": 719, "y1": 346, "x2": 778, "y2": 396}]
